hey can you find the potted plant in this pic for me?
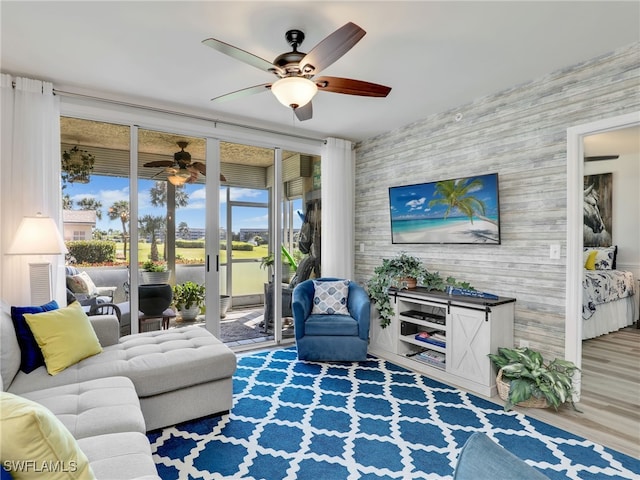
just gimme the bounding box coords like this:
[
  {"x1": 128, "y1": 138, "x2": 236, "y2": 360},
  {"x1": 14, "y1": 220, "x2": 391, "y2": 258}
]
[
  {"x1": 172, "y1": 281, "x2": 205, "y2": 321},
  {"x1": 260, "y1": 246, "x2": 298, "y2": 283},
  {"x1": 488, "y1": 347, "x2": 580, "y2": 412},
  {"x1": 141, "y1": 260, "x2": 170, "y2": 284},
  {"x1": 61, "y1": 145, "x2": 95, "y2": 184},
  {"x1": 367, "y1": 252, "x2": 472, "y2": 328}
]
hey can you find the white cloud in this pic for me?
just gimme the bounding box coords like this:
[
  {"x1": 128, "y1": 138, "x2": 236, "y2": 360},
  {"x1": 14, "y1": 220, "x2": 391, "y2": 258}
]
[
  {"x1": 231, "y1": 188, "x2": 263, "y2": 201},
  {"x1": 406, "y1": 197, "x2": 426, "y2": 211},
  {"x1": 190, "y1": 187, "x2": 206, "y2": 200},
  {"x1": 182, "y1": 201, "x2": 206, "y2": 210},
  {"x1": 70, "y1": 192, "x2": 97, "y2": 202},
  {"x1": 100, "y1": 188, "x2": 129, "y2": 206}
]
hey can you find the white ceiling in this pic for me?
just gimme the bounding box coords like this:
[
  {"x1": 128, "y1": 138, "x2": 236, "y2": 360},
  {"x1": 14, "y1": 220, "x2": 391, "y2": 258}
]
[{"x1": 1, "y1": 1, "x2": 639, "y2": 142}]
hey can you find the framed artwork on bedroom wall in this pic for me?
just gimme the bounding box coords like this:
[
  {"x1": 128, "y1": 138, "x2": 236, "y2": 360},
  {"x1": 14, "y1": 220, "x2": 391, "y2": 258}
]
[{"x1": 583, "y1": 172, "x2": 612, "y2": 247}]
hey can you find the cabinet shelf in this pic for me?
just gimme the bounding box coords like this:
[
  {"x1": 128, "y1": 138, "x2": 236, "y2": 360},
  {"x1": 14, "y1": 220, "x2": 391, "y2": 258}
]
[
  {"x1": 412, "y1": 354, "x2": 446, "y2": 371},
  {"x1": 399, "y1": 334, "x2": 446, "y2": 353},
  {"x1": 371, "y1": 288, "x2": 516, "y2": 397},
  {"x1": 398, "y1": 316, "x2": 445, "y2": 330}
]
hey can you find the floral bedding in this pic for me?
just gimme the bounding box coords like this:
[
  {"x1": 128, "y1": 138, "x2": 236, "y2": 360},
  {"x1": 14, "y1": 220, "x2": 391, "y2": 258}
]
[{"x1": 583, "y1": 269, "x2": 635, "y2": 320}]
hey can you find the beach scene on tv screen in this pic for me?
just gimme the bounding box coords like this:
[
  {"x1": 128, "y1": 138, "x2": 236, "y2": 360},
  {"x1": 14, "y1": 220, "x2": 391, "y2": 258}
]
[{"x1": 389, "y1": 173, "x2": 500, "y2": 244}]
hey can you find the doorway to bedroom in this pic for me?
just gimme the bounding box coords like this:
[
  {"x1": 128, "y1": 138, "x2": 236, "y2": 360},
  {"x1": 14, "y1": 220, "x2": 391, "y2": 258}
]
[{"x1": 564, "y1": 113, "x2": 639, "y2": 453}]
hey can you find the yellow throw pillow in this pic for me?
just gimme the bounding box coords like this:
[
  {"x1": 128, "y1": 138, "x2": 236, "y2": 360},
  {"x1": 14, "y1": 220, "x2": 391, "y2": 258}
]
[
  {"x1": 584, "y1": 250, "x2": 598, "y2": 270},
  {"x1": 24, "y1": 302, "x2": 102, "y2": 375},
  {"x1": 0, "y1": 392, "x2": 95, "y2": 479}
]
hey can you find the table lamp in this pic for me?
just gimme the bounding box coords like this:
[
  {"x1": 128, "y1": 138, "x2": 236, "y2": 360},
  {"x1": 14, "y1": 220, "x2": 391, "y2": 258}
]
[{"x1": 6, "y1": 213, "x2": 68, "y2": 304}]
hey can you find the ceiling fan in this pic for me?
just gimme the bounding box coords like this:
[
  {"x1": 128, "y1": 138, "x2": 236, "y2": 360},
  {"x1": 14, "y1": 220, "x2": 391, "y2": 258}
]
[
  {"x1": 143, "y1": 141, "x2": 226, "y2": 185},
  {"x1": 202, "y1": 22, "x2": 391, "y2": 121}
]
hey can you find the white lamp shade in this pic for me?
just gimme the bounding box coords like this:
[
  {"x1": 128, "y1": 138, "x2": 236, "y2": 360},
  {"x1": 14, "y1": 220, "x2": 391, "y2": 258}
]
[
  {"x1": 271, "y1": 77, "x2": 318, "y2": 109},
  {"x1": 7, "y1": 215, "x2": 68, "y2": 255}
]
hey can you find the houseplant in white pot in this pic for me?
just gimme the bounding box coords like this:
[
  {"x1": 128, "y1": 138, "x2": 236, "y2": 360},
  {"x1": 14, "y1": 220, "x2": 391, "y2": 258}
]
[
  {"x1": 172, "y1": 281, "x2": 205, "y2": 321},
  {"x1": 141, "y1": 260, "x2": 170, "y2": 284}
]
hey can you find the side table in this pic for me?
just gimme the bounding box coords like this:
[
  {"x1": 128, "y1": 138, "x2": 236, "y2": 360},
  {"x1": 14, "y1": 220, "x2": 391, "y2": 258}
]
[{"x1": 139, "y1": 308, "x2": 176, "y2": 332}]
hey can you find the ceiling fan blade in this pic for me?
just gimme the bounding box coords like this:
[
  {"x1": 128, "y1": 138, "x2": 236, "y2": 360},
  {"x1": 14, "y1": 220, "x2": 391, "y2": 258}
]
[
  {"x1": 294, "y1": 102, "x2": 313, "y2": 121},
  {"x1": 191, "y1": 163, "x2": 206, "y2": 175},
  {"x1": 584, "y1": 155, "x2": 619, "y2": 161},
  {"x1": 190, "y1": 162, "x2": 227, "y2": 181},
  {"x1": 315, "y1": 76, "x2": 391, "y2": 97},
  {"x1": 202, "y1": 38, "x2": 282, "y2": 75},
  {"x1": 143, "y1": 160, "x2": 174, "y2": 168},
  {"x1": 299, "y1": 22, "x2": 366, "y2": 75},
  {"x1": 211, "y1": 83, "x2": 272, "y2": 103}
]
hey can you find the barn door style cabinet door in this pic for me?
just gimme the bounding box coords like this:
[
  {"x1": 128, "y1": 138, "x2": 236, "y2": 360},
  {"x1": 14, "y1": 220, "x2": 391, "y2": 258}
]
[{"x1": 369, "y1": 288, "x2": 515, "y2": 397}]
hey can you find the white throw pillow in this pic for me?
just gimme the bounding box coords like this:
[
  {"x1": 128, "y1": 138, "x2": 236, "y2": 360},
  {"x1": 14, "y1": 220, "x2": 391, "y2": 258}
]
[{"x1": 311, "y1": 280, "x2": 350, "y2": 315}]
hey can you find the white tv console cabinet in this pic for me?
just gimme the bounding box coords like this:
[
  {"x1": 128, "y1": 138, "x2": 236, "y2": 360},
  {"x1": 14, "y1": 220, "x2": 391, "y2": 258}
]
[{"x1": 369, "y1": 287, "x2": 515, "y2": 397}]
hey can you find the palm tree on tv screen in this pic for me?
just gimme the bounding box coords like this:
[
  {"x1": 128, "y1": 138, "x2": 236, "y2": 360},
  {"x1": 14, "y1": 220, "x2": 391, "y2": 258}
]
[{"x1": 428, "y1": 178, "x2": 497, "y2": 225}]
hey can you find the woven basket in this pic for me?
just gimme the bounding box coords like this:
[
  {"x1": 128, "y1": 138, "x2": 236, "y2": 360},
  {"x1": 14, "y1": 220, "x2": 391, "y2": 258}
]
[{"x1": 496, "y1": 368, "x2": 549, "y2": 409}]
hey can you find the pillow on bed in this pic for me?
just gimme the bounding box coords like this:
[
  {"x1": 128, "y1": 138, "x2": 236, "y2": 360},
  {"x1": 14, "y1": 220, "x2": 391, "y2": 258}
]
[
  {"x1": 584, "y1": 250, "x2": 598, "y2": 270},
  {"x1": 583, "y1": 246, "x2": 617, "y2": 270}
]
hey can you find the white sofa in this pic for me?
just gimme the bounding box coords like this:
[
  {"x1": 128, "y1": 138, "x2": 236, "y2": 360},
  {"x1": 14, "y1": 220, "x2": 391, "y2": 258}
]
[{"x1": 1, "y1": 306, "x2": 237, "y2": 479}]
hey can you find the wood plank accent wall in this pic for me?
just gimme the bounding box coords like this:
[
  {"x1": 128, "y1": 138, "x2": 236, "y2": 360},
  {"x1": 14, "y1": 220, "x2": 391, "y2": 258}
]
[{"x1": 354, "y1": 43, "x2": 640, "y2": 359}]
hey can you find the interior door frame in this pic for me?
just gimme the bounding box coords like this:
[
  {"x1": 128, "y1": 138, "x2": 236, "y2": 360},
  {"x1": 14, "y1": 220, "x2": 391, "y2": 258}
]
[{"x1": 565, "y1": 111, "x2": 640, "y2": 397}]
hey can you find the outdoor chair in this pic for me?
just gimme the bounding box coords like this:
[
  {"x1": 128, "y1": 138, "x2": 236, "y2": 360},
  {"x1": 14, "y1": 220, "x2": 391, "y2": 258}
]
[
  {"x1": 292, "y1": 278, "x2": 370, "y2": 361},
  {"x1": 65, "y1": 266, "x2": 117, "y2": 304},
  {"x1": 89, "y1": 302, "x2": 122, "y2": 322}
]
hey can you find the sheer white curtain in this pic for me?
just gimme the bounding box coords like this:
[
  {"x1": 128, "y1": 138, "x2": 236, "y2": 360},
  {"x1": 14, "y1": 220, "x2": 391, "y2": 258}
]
[
  {"x1": 321, "y1": 137, "x2": 355, "y2": 279},
  {"x1": 0, "y1": 74, "x2": 62, "y2": 306}
]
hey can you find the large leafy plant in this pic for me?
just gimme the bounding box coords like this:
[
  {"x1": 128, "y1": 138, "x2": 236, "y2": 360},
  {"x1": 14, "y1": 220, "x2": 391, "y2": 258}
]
[
  {"x1": 172, "y1": 281, "x2": 206, "y2": 310},
  {"x1": 260, "y1": 245, "x2": 298, "y2": 271},
  {"x1": 488, "y1": 347, "x2": 580, "y2": 412},
  {"x1": 367, "y1": 252, "x2": 472, "y2": 328}
]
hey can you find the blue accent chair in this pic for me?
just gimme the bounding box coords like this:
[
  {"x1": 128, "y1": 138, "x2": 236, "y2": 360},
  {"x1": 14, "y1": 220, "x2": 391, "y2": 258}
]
[{"x1": 292, "y1": 278, "x2": 370, "y2": 361}]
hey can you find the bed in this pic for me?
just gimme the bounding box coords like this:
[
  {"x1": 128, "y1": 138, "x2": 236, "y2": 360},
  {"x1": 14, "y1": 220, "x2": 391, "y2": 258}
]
[{"x1": 582, "y1": 246, "x2": 637, "y2": 340}]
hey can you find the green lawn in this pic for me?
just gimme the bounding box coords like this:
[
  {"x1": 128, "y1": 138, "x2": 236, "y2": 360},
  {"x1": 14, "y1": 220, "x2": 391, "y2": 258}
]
[{"x1": 119, "y1": 243, "x2": 269, "y2": 264}]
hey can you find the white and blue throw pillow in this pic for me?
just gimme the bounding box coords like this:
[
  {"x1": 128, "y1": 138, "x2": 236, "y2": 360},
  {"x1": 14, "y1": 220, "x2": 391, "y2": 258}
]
[{"x1": 312, "y1": 280, "x2": 350, "y2": 315}]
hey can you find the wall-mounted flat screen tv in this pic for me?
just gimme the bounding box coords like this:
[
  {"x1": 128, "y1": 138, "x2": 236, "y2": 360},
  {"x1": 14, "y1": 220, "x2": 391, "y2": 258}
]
[{"x1": 389, "y1": 173, "x2": 500, "y2": 244}]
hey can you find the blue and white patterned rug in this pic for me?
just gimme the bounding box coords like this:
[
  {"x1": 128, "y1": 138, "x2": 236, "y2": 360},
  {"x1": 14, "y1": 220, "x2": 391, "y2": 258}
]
[{"x1": 148, "y1": 347, "x2": 640, "y2": 479}]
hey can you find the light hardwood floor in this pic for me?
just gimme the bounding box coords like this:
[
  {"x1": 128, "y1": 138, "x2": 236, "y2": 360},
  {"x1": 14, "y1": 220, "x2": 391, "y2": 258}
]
[{"x1": 497, "y1": 326, "x2": 640, "y2": 459}]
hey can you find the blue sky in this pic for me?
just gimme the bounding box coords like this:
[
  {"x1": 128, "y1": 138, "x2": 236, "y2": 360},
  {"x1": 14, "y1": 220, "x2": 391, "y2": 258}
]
[
  {"x1": 388, "y1": 174, "x2": 499, "y2": 221},
  {"x1": 64, "y1": 175, "x2": 302, "y2": 233}
]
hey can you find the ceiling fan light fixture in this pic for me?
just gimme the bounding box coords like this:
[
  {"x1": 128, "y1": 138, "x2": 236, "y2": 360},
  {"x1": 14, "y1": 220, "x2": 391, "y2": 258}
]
[
  {"x1": 167, "y1": 167, "x2": 191, "y2": 186},
  {"x1": 271, "y1": 77, "x2": 317, "y2": 109},
  {"x1": 167, "y1": 174, "x2": 188, "y2": 186}
]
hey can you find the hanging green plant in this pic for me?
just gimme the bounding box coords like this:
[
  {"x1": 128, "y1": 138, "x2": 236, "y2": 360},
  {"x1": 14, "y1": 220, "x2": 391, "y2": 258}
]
[
  {"x1": 366, "y1": 252, "x2": 473, "y2": 328},
  {"x1": 62, "y1": 146, "x2": 95, "y2": 184}
]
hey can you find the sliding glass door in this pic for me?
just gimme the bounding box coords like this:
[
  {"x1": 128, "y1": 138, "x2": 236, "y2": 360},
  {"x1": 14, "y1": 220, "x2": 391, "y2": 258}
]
[
  {"x1": 60, "y1": 100, "x2": 323, "y2": 343},
  {"x1": 136, "y1": 130, "x2": 208, "y2": 331}
]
